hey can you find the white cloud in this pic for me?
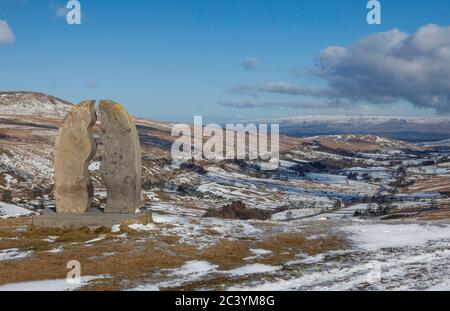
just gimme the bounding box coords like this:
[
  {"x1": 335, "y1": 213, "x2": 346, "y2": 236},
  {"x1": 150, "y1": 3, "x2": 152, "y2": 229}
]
[
  {"x1": 314, "y1": 24, "x2": 450, "y2": 113},
  {"x1": 219, "y1": 99, "x2": 328, "y2": 110},
  {"x1": 0, "y1": 20, "x2": 14, "y2": 45},
  {"x1": 231, "y1": 24, "x2": 450, "y2": 114},
  {"x1": 258, "y1": 81, "x2": 336, "y2": 97}
]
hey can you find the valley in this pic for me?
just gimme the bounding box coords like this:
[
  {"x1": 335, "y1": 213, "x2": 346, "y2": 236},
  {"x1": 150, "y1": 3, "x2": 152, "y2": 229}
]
[{"x1": 0, "y1": 92, "x2": 449, "y2": 291}]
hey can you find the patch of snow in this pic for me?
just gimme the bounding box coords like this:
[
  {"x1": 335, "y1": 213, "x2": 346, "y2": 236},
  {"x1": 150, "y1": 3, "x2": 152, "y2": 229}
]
[
  {"x1": 427, "y1": 280, "x2": 450, "y2": 291},
  {"x1": 344, "y1": 224, "x2": 450, "y2": 251},
  {"x1": 244, "y1": 249, "x2": 273, "y2": 261},
  {"x1": 286, "y1": 250, "x2": 352, "y2": 266},
  {"x1": 152, "y1": 213, "x2": 180, "y2": 224},
  {"x1": 286, "y1": 254, "x2": 326, "y2": 265},
  {"x1": 111, "y1": 224, "x2": 121, "y2": 233},
  {"x1": 170, "y1": 260, "x2": 218, "y2": 277},
  {"x1": 345, "y1": 203, "x2": 369, "y2": 212},
  {"x1": 128, "y1": 223, "x2": 157, "y2": 231},
  {"x1": 229, "y1": 248, "x2": 450, "y2": 291},
  {"x1": 0, "y1": 148, "x2": 53, "y2": 183},
  {"x1": 306, "y1": 173, "x2": 348, "y2": 184},
  {"x1": 145, "y1": 192, "x2": 160, "y2": 202},
  {"x1": 170, "y1": 160, "x2": 183, "y2": 169},
  {"x1": 43, "y1": 236, "x2": 59, "y2": 243},
  {"x1": 0, "y1": 275, "x2": 108, "y2": 291},
  {"x1": 0, "y1": 202, "x2": 36, "y2": 219},
  {"x1": 130, "y1": 284, "x2": 160, "y2": 291},
  {"x1": 84, "y1": 235, "x2": 106, "y2": 244},
  {"x1": 279, "y1": 160, "x2": 297, "y2": 168},
  {"x1": 3, "y1": 174, "x2": 17, "y2": 188},
  {"x1": 88, "y1": 161, "x2": 100, "y2": 171},
  {"x1": 0, "y1": 248, "x2": 32, "y2": 261},
  {"x1": 271, "y1": 209, "x2": 320, "y2": 221},
  {"x1": 134, "y1": 260, "x2": 220, "y2": 290},
  {"x1": 250, "y1": 249, "x2": 272, "y2": 256},
  {"x1": 47, "y1": 247, "x2": 64, "y2": 254},
  {"x1": 226, "y1": 264, "x2": 281, "y2": 277},
  {"x1": 102, "y1": 252, "x2": 115, "y2": 257}
]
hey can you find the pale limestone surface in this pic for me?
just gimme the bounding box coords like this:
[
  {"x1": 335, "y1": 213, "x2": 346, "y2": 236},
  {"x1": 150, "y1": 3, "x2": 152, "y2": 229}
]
[
  {"x1": 54, "y1": 101, "x2": 97, "y2": 213},
  {"x1": 99, "y1": 100, "x2": 141, "y2": 214}
]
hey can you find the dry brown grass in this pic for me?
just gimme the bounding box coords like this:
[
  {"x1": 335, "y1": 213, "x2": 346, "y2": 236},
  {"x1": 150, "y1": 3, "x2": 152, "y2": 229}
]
[
  {"x1": 406, "y1": 175, "x2": 450, "y2": 193},
  {"x1": 0, "y1": 128, "x2": 43, "y2": 141},
  {"x1": 0, "y1": 226, "x2": 194, "y2": 290},
  {"x1": 0, "y1": 240, "x2": 192, "y2": 289},
  {"x1": 163, "y1": 230, "x2": 348, "y2": 291},
  {"x1": 411, "y1": 209, "x2": 450, "y2": 221},
  {"x1": 199, "y1": 240, "x2": 251, "y2": 270},
  {"x1": 255, "y1": 232, "x2": 348, "y2": 265}
]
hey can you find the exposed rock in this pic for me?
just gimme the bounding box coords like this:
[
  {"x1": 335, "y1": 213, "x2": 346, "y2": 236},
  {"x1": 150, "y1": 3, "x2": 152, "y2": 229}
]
[
  {"x1": 99, "y1": 100, "x2": 141, "y2": 214},
  {"x1": 54, "y1": 101, "x2": 97, "y2": 213}
]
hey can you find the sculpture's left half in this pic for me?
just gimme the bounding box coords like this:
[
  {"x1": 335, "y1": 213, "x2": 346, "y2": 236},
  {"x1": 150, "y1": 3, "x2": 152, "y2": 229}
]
[{"x1": 54, "y1": 100, "x2": 97, "y2": 213}]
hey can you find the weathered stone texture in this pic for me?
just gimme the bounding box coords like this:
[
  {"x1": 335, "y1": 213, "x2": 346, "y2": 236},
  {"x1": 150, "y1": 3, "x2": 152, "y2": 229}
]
[
  {"x1": 54, "y1": 101, "x2": 97, "y2": 213},
  {"x1": 99, "y1": 100, "x2": 141, "y2": 214}
]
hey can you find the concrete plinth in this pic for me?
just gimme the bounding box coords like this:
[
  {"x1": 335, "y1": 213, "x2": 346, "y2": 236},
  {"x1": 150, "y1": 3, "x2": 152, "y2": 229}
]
[{"x1": 31, "y1": 210, "x2": 152, "y2": 228}]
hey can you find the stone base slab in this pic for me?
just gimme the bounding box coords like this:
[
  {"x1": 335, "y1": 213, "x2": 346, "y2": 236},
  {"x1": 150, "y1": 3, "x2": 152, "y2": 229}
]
[{"x1": 31, "y1": 210, "x2": 152, "y2": 228}]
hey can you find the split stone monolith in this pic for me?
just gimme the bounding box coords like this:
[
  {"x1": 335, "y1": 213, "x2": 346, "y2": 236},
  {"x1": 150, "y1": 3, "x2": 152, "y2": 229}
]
[
  {"x1": 99, "y1": 100, "x2": 141, "y2": 214},
  {"x1": 54, "y1": 100, "x2": 97, "y2": 213}
]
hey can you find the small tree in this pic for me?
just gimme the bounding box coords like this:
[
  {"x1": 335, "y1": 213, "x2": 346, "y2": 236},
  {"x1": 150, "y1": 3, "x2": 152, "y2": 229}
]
[{"x1": 286, "y1": 211, "x2": 294, "y2": 221}]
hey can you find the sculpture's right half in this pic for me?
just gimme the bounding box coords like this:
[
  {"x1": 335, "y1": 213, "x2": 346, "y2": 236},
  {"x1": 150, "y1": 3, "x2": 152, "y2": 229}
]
[{"x1": 99, "y1": 100, "x2": 142, "y2": 214}]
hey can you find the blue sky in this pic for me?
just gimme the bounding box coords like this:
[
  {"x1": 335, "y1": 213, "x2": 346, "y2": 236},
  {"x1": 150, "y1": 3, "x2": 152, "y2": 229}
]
[{"x1": 1, "y1": 0, "x2": 450, "y2": 122}]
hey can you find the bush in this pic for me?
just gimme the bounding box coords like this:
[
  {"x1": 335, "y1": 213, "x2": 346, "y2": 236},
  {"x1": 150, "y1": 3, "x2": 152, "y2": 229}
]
[
  {"x1": 179, "y1": 161, "x2": 207, "y2": 175},
  {"x1": 177, "y1": 183, "x2": 203, "y2": 198},
  {"x1": 203, "y1": 201, "x2": 272, "y2": 220}
]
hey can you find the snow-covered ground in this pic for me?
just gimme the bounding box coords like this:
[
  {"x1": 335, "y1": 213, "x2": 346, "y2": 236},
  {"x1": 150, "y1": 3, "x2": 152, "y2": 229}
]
[
  {"x1": 228, "y1": 221, "x2": 450, "y2": 291},
  {"x1": 344, "y1": 223, "x2": 450, "y2": 251},
  {"x1": 0, "y1": 276, "x2": 109, "y2": 291},
  {"x1": 0, "y1": 248, "x2": 33, "y2": 261},
  {"x1": 0, "y1": 202, "x2": 36, "y2": 219}
]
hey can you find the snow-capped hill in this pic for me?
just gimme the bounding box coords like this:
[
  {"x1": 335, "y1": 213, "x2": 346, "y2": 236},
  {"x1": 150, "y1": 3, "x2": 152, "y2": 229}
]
[
  {"x1": 298, "y1": 134, "x2": 424, "y2": 154},
  {"x1": 420, "y1": 139, "x2": 450, "y2": 148},
  {"x1": 0, "y1": 92, "x2": 72, "y2": 117},
  {"x1": 275, "y1": 115, "x2": 450, "y2": 125},
  {"x1": 263, "y1": 114, "x2": 450, "y2": 142},
  {"x1": 329, "y1": 134, "x2": 420, "y2": 150}
]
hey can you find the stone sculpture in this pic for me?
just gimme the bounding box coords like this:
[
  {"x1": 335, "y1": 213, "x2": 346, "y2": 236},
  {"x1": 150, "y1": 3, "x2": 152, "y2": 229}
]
[
  {"x1": 99, "y1": 100, "x2": 142, "y2": 214},
  {"x1": 54, "y1": 100, "x2": 97, "y2": 213}
]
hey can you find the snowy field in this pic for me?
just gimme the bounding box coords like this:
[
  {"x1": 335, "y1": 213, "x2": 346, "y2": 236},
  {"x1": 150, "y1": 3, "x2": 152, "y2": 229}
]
[{"x1": 0, "y1": 200, "x2": 449, "y2": 291}]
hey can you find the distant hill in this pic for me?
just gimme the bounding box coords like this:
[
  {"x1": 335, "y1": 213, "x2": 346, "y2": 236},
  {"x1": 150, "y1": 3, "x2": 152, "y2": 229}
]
[
  {"x1": 265, "y1": 115, "x2": 450, "y2": 142},
  {"x1": 0, "y1": 92, "x2": 72, "y2": 117}
]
